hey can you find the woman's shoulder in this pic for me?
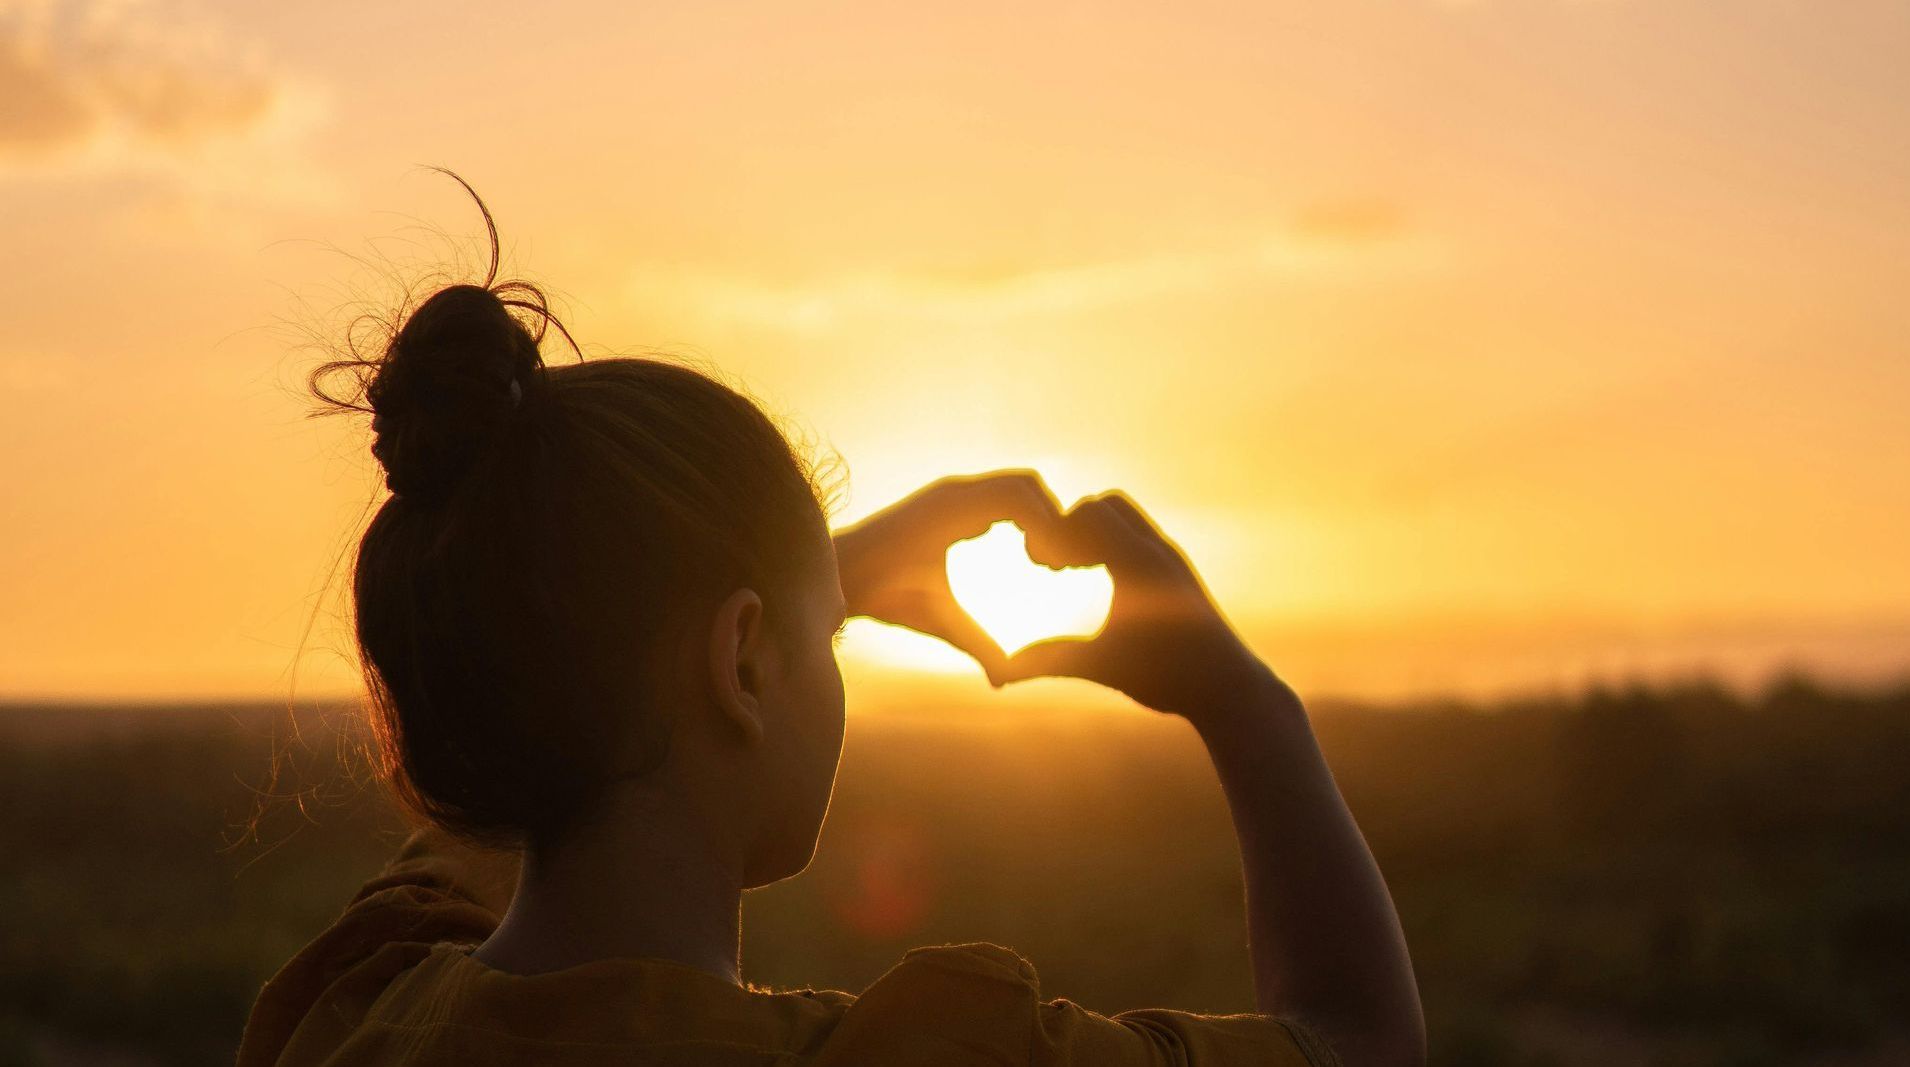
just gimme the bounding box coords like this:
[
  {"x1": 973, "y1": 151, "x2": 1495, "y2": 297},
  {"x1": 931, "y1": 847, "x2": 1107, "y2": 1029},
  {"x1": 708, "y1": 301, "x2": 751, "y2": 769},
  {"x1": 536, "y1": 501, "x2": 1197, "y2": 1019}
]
[
  {"x1": 891, "y1": 941, "x2": 1042, "y2": 983},
  {"x1": 237, "y1": 828, "x2": 516, "y2": 1066},
  {"x1": 848, "y1": 941, "x2": 1043, "y2": 1019},
  {"x1": 834, "y1": 942, "x2": 1337, "y2": 1067},
  {"x1": 238, "y1": 828, "x2": 1333, "y2": 1067}
]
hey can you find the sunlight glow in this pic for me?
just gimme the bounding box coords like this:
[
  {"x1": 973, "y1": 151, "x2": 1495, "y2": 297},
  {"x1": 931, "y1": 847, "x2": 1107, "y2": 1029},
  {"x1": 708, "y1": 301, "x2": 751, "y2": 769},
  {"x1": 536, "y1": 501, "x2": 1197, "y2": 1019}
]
[
  {"x1": 5, "y1": 1, "x2": 1908, "y2": 700},
  {"x1": 838, "y1": 620, "x2": 975, "y2": 675},
  {"x1": 946, "y1": 522, "x2": 1114, "y2": 657}
]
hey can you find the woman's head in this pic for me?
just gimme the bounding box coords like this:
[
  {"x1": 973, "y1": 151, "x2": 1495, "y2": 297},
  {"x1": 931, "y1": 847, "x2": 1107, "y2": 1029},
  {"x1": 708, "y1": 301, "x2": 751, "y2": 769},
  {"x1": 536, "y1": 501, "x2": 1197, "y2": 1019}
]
[{"x1": 314, "y1": 192, "x2": 845, "y2": 882}]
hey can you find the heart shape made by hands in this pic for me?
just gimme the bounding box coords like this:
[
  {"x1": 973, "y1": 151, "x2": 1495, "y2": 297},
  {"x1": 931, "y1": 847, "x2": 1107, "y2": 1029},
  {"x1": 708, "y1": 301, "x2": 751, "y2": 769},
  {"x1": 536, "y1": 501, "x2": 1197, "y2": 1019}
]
[{"x1": 945, "y1": 521, "x2": 1113, "y2": 657}]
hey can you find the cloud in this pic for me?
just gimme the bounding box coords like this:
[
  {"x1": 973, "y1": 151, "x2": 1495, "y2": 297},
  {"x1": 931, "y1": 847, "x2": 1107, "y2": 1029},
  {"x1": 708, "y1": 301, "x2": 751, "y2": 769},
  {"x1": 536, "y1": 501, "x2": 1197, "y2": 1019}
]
[
  {"x1": 0, "y1": 0, "x2": 305, "y2": 170},
  {"x1": 634, "y1": 222, "x2": 1441, "y2": 334},
  {"x1": 1290, "y1": 198, "x2": 1411, "y2": 244}
]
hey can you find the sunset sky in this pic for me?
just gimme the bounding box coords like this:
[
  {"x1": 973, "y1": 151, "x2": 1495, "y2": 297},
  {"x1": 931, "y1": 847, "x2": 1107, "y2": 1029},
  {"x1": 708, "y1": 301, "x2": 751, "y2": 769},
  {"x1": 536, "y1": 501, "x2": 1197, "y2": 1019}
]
[{"x1": 2, "y1": 0, "x2": 1907, "y2": 704}]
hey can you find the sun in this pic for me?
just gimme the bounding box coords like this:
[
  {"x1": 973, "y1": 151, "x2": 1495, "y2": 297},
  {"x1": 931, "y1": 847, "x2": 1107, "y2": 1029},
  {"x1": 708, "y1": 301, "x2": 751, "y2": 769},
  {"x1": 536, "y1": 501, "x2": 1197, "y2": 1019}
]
[{"x1": 945, "y1": 521, "x2": 1113, "y2": 656}]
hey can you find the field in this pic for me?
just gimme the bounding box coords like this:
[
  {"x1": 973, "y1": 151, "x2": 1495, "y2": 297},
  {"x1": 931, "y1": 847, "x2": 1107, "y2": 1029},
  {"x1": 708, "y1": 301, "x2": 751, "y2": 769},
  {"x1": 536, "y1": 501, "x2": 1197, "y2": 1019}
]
[{"x1": 3, "y1": 676, "x2": 1908, "y2": 1066}]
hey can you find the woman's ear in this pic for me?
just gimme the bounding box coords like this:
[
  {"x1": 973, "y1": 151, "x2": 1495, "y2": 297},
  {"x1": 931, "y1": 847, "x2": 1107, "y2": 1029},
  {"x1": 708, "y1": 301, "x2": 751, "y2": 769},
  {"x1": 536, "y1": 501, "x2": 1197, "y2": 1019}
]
[{"x1": 706, "y1": 586, "x2": 768, "y2": 746}]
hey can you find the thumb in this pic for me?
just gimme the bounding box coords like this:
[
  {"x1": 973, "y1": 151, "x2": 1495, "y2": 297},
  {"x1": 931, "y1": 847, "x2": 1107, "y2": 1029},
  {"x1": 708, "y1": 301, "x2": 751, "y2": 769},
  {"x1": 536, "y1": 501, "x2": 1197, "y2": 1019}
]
[{"x1": 996, "y1": 637, "x2": 1096, "y2": 687}]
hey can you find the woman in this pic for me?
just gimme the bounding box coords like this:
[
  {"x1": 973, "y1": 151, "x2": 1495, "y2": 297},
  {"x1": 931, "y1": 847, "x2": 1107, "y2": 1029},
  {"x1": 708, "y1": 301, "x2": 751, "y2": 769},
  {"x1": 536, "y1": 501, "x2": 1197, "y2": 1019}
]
[{"x1": 238, "y1": 197, "x2": 1424, "y2": 1067}]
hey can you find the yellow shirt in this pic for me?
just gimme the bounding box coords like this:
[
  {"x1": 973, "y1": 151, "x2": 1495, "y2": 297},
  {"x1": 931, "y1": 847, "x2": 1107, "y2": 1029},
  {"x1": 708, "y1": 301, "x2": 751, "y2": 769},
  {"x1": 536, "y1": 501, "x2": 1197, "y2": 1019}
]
[{"x1": 239, "y1": 829, "x2": 1339, "y2": 1067}]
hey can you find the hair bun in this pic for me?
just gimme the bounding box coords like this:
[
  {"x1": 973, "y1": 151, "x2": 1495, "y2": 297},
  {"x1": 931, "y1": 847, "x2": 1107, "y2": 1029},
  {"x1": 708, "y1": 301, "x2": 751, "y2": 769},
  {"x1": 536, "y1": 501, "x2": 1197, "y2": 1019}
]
[{"x1": 367, "y1": 284, "x2": 543, "y2": 503}]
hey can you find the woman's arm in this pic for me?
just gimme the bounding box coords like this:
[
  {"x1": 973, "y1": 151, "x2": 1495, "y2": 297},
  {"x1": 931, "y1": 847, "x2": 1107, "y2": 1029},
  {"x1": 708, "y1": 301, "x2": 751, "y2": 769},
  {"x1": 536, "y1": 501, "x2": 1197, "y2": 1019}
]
[
  {"x1": 832, "y1": 471, "x2": 1423, "y2": 1064},
  {"x1": 997, "y1": 491, "x2": 1425, "y2": 1067},
  {"x1": 1193, "y1": 678, "x2": 1425, "y2": 1067}
]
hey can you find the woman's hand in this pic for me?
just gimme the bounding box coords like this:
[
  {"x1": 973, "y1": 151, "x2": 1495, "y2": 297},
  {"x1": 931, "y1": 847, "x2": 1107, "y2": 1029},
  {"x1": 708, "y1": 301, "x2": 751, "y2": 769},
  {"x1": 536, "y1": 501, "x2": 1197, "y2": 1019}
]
[
  {"x1": 833, "y1": 470, "x2": 1067, "y2": 686},
  {"x1": 997, "y1": 490, "x2": 1281, "y2": 721}
]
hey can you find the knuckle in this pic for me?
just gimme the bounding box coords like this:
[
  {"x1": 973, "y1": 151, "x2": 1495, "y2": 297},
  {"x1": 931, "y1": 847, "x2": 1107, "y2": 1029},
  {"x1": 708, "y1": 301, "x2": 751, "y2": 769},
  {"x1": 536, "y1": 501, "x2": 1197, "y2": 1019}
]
[
  {"x1": 1104, "y1": 489, "x2": 1143, "y2": 513},
  {"x1": 948, "y1": 470, "x2": 1019, "y2": 496}
]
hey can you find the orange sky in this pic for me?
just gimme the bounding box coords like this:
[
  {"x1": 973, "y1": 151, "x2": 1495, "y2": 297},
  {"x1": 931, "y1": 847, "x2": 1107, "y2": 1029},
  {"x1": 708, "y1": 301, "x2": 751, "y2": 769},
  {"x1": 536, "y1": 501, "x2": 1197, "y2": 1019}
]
[{"x1": 2, "y1": 0, "x2": 1907, "y2": 703}]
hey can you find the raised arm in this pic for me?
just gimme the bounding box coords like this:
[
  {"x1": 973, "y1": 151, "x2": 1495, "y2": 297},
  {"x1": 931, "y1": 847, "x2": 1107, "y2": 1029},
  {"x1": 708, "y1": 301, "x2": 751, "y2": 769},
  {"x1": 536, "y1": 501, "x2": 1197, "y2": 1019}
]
[{"x1": 997, "y1": 491, "x2": 1426, "y2": 1067}]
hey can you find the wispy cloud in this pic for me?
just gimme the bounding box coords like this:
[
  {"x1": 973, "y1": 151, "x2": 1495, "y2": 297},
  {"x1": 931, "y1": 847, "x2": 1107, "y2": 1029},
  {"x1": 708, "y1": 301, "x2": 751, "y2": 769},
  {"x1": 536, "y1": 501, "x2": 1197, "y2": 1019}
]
[
  {"x1": 1290, "y1": 198, "x2": 1410, "y2": 245},
  {"x1": 633, "y1": 220, "x2": 1439, "y2": 333},
  {"x1": 0, "y1": 0, "x2": 322, "y2": 185}
]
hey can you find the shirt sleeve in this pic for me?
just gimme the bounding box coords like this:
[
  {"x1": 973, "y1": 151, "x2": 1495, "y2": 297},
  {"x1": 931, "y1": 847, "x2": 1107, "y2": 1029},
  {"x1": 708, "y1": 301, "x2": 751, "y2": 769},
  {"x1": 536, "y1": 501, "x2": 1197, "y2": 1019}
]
[
  {"x1": 824, "y1": 942, "x2": 1339, "y2": 1067},
  {"x1": 236, "y1": 826, "x2": 521, "y2": 1067},
  {"x1": 354, "y1": 824, "x2": 522, "y2": 918},
  {"x1": 1035, "y1": 999, "x2": 1340, "y2": 1067}
]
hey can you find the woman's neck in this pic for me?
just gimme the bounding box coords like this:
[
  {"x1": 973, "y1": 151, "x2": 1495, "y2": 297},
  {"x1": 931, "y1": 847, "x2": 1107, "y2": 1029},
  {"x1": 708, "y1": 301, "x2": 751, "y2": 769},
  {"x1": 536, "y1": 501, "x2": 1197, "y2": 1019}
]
[{"x1": 471, "y1": 787, "x2": 747, "y2": 984}]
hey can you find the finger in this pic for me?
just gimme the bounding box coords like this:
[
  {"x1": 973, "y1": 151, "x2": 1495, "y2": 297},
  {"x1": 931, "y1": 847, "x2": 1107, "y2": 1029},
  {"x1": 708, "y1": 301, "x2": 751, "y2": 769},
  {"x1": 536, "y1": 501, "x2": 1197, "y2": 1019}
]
[
  {"x1": 925, "y1": 600, "x2": 1009, "y2": 683},
  {"x1": 1093, "y1": 491, "x2": 1186, "y2": 569},
  {"x1": 996, "y1": 636, "x2": 1097, "y2": 686},
  {"x1": 937, "y1": 469, "x2": 1067, "y2": 541},
  {"x1": 1097, "y1": 490, "x2": 1158, "y2": 538},
  {"x1": 1025, "y1": 495, "x2": 1156, "y2": 572}
]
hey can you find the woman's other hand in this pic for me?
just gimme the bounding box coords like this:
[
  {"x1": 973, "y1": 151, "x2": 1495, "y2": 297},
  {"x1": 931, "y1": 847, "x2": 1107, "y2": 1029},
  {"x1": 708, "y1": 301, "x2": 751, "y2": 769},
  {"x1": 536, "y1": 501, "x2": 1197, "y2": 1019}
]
[
  {"x1": 997, "y1": 490, "x2": 1281, "y2": 721},
  {"x1": 832, "y1": 470, "x2": 1066, "y2": 686}
]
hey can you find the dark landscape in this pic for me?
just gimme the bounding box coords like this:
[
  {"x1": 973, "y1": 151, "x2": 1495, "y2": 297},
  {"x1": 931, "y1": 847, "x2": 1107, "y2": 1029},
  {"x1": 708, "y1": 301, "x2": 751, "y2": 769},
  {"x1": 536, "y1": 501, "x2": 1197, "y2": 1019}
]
[{"x1": 4, "y1": 675, "x2": 1908, "y2": 1067}]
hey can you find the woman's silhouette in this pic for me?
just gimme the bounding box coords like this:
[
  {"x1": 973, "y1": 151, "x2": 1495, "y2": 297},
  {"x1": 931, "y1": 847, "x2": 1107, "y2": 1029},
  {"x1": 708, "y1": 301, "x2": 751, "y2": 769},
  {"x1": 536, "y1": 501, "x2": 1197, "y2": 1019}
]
[{"x1": 239, "y1": 187, "x2": 1425, "y2": 1066}]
